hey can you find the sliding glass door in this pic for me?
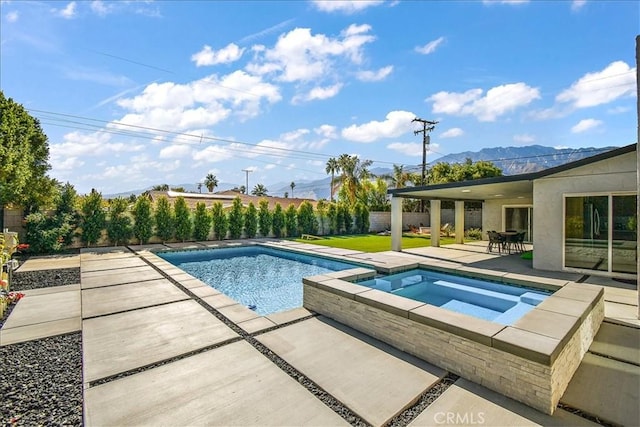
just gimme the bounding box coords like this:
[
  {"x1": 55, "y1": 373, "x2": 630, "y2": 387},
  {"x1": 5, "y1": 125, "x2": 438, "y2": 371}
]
[
  {"x1": 564, "y1": 194, "x2": 637, "y2": 275},
  {"x1": 503, "y1": 206, "x2": 533, "y2": 242}
]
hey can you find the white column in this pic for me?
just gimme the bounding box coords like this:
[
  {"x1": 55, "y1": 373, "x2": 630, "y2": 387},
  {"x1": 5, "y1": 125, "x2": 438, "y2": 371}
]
[
  {"x1": 455, "y1": 200, "x2": 465, "y2": 244},
  {"x1": 430, "y1": 200, "x2": 441, "y2": 247},
  {"x1": 391, "y1": 196, "x2": 403, "y2": 252}
]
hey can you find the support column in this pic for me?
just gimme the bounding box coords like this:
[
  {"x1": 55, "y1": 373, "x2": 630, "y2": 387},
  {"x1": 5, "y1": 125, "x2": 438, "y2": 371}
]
[
  {"x1": 455, "y1": 200, "x2": 465, "y2": 244},
  {"x1": 391, "y1": 196, "x2": 403, "y2": 252},
  {"x1": 430, "y1": 200, "x2": 441, "y2": 247}
]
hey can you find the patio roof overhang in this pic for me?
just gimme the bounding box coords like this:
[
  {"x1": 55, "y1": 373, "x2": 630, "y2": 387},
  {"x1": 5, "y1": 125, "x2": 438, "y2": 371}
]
[{"x1": 387, "y1": 174, "x2": 536, "y2": 201}]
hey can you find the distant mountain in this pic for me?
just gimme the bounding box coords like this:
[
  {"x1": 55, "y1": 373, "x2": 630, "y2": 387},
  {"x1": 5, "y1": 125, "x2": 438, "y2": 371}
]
[{"x1": 105, "y1": 145, "x2": 621, "y2": 200}]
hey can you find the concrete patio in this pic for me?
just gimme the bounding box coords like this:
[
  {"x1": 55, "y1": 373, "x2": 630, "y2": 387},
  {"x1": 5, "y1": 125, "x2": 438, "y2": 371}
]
[{"x1": 1, "y1": 240, "x2": 638, "y2": 426}]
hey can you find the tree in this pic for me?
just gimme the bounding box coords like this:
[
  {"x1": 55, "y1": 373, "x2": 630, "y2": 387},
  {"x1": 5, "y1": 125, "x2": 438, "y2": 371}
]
[
  {"x1": 271, "y1": 203, "x2": 285, "y2": 238},
  {"x1": 284, "y1": 204, "x2": 298, "y2": 237},
  {"x1": 327, "y1": 202, "x2": 338, "y2": 235},
  {"x1": 337, "y1": 203, "x2": 352, "y2": 234},
  {"x1": 132, "y1": 195, "x2": 154, "y2": 244},
  {"x1": 174, "y1": 197, "x2": 192, "y2": 242},
  {"x1": 325, "y1": 157, "x2": 340, "y2": 202},
  {"x1": 204, "y1": 174, "x2": 219, "y2": 193},
  {"x1": 244, "y1": 202, "x2": 258, "y2": 239},
  {"x1": 297, "y1": 201, "x2": 317, "y2": 235},
  {"x1": 337, "y1": 154, "x2": 373, "y2": 206},
  {"x1": 251, "y1": 184, "x2": 268, "y2": 197},
  {"x1": 55, "y1": 182, "x2": 80, "y2": 245},
  {"x1": 0, "y1": 91, "x2": 55, "y2": 210},
  {"x1": 151, "y1": 184, "x2": 170, "y2": 191},
  {"x1": 107, "y1": 197, "x2": 132, "y2": 245},
  {"x1": 290, "y1": 181, "x2": 296, "y2": 198},
  {"x1": 354, "y1": 202, "x2": 369, "y2": 234},
  {"x1": 316, "y1": 199, "x2": 328, "y2": 235},
  {"x1": 211, "y1": 202, "x2": 228, "y2": 240},
  {"x1": 154, "y1": 196, "x2": 174, "y2": 243},
  {"x1": 362, "y1": 178, "x2": 389, "y2": 212},
  {"x1": 193, "y1": 202, "x2": 212, "y2": 241},
  {"x1": 228, "y1": 197, "x2": 244, "y2": 239},
  {"x1": 284, "y1": 192, "x2": 289, "y2": 198},
  {"x1": 258, "y1": 199, "x2": 272, "y2": 237},
  {"x1": 430, "y1": 159, "x2": 502, "y2": 184},
  {"x1": 80, "y1": 189, "x2": 106, "y2": 246}
]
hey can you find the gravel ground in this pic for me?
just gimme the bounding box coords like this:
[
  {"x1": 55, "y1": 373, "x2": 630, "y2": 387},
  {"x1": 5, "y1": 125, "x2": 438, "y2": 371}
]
[{"x1": 1, "y1": 267, "x2": 83, "y2": 426}]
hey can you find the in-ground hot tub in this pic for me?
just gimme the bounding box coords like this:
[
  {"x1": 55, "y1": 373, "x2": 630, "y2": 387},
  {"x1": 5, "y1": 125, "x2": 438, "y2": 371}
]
[{"x1": 303, "y1": 265, "x2": 604, "y2": 415}]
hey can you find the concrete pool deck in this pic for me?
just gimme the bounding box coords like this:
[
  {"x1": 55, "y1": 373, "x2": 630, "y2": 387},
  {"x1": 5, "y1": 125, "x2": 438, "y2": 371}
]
[{"x1": 2, "y1": 240, "x2": 638, "y2": 426}]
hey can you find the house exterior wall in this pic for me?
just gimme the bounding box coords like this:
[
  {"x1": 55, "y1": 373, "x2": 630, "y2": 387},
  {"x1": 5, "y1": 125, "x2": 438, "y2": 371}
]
[
  {"x1": 482, "y1": 198, "x2": 533, "y2": 239},
  {"x1": 533, "y1": 151, "x2": 637, "y2": 272}
]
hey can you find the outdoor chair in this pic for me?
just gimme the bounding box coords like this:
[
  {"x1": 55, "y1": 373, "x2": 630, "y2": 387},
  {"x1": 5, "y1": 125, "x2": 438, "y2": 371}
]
[
  {"x1": 487, "y1": 231, "x2": 505, "y2": 253},
  {"x1": 515, "y1": 232, "x2": 526, "y2": 253}
]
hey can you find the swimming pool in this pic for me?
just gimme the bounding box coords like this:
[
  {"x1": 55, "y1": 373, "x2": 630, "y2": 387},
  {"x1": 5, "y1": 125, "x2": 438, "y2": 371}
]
[
  {"x1": 158, "y1": 246, "x2": 362, "y2": 315},
  {"x1": 357, "y1": 269, "x2": 551, "y2": 325}
]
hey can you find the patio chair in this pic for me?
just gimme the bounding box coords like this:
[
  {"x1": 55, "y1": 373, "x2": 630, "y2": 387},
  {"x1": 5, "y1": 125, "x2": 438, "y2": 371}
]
[
  {"x1": 514, "y1": 231, "x2": 526, "y2": 253},
  {"x1": 487, "y1": 231, "x2": 505, "y2": 253}
]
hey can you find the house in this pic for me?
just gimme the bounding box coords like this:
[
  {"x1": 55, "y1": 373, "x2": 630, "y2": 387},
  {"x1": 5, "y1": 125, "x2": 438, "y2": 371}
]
[{"x1": 388, "y1": 143, "x2": 638, "y2": 281}]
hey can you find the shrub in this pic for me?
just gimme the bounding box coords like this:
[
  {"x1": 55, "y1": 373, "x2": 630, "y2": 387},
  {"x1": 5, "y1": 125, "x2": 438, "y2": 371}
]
[
  {"x1": 154, "y1": 196, "x2": 174, "y2": 243},
  {"x1": 354, "y1": 203, "x2": 369, "y2": 234},
  {"x1": 228, "y1": 197, "x2": 244, "y2": 239},
  {"x1": 132, "y1": 195, "x2": 154, "y2": 244},
  {"x1": 211, "y1": 202, "x2": 228, "y2": 240},
  {"x1": 297, "y1": 201, "x2": 317, "y2": 235},
  {"x1": 271, "y1": 203, "x2": 285, "y2": 238},
  {"x1": 337, "y1": 203, "x2": 352, "y2": 234},
  {"x1": 173, "y1": 197, "x2": 192, "y2": 242},
  {"x1": 316, "y1": 200, "x2": 328, "y2": 235},
  {"x1": 25, "y1": 212, "x2": 69, "y2": 253},
  {"x1": 107, "y1": 197, "x2": 132, "y2": 245},
  {"x1": 80, "y1": 189, "x2": 106, "y2": 247},
  {"x1": 284, "y1": 204, "x2": 298, "y2": 237},
  {"x1": 465, "y1": 227, "x2": 483, "y2": 240},
  {"x1": 327, "y1": 203, "x2": 337, "y2": 235},
  {"x1": 193, "y1": 202, "x2": 211, "y2": 241},
  {"x1": 244, "y1": 202, "x2": 258, "y2": 239},
  {"x1": 258, "y1": 199, "x2": 272, "y2": 237}
]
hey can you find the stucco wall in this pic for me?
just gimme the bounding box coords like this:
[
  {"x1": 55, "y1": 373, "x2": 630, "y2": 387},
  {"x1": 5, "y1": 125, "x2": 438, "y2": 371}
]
[
  {"x1": 533, "y1": 151, "x2": 637, "y2": 272},
  {"x1": 482, "y1": 198, "x2": 533, "y2": 239}
]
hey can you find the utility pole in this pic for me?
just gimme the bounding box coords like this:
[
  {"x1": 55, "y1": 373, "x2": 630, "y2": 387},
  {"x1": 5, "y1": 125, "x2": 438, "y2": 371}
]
[
  {"x1": 412, "y1": 117, "x2": 438, "y2": 212},
  {"x1": 241, "y1": 169, "x2": 252, "y2": 195}
]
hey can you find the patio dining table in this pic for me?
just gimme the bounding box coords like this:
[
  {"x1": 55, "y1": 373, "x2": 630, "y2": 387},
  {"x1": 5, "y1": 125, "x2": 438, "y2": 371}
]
[{"x1": 498, "y1": 231, "x2": 519, "y2": 254}]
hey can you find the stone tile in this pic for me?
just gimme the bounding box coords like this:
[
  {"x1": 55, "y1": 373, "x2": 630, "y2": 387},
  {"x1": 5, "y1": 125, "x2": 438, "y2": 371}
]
[
  {"x1": 501, "y1": 273, "x2": 567, "y2": 291},
  {"x1": 411, "y1": 378, "x2": 598, "y2": 427},
  {"x1": 80, "y1": 246, "x2": 130, "y2": 255},
  {"x1": 603, "y1": 286, "x2": 638, "y2": 305},
  {"x1": 177, "y1": 278, "x2": 209, "y2": 289},
  {"x1": 16, "y1": 255, "x2": 80, "y2": 272},
  {"x1": 492, "y1": 327, "x2": 560, "y2": 365},
  {"x1": 410, "y1": 304, "x2": 506, "y2": 346},
  {"x1": 84, "y1": 341, "x2": 348, "y2": 426},
  {"x1": 81, "y1": 279, "x2": 189, "y2": 318},
  {"x1": 512, "y1": 308, "x2": 580, "y2": 347},
  {"x1": 202, "y1": 293, "x2": 238, "y2": 309},
  {"x1": 589, "y1": 322, "x2": 640, "y2": 365},
  {"x1": 1, "y1": 318, "x2": 81, "y2": 346},
  {"x1": 164, "y1": 272, "x2": 196, "y2": 282},
  {"x1": 535, "y1": 296, "x2": 591, "y2": 321},
  {"x1": 266, "y1": 307, "x2": 313, "y2": 325},
  {"x1": 22, "y1": 283, "x2": 80, "y2": 296},
  {"x1": 81, "y1": 266, "x2": 164, "y2": 289},
  {"x1": 561, "y1": 353, "x2": 640, "y2": 427},
  {"x1": 190, "y1": 286, "x2": 221, "y2": 298},
  {"x1": 82, "y1": 300, "x2": 238, "y2": 382},
  {"x1": 81, "y1": 256, "x2": 148, "y2": 272},
  {"x1": 237, "y1": 316, "x2": 277, "y2": 334},
  {"x1": 217, "y1": 303, "x2": 260, "y2": 324},
  {"x1": 315, "y1": 278, "x2": 371, "y2": 299},
  {"x1": 324, "y1": 267, "x2": 376, "y2": 281},
  {"x1": 163, "y1": 242, "x2": 206, "y2": 249},
  {"x1": 604, "y1": 302, "x2": 640, "y2": 327},
  {"x1": 2, "y1": 290, "x2": 80, "y2": 329},
  {"x1": 258, "y1": 317, "x2": 444, "y2": 427},
  {"x1": 355, "y1": 288, "x2": 426, "y2": 318},
  {"x1": 554, "y1": 283, "x2": 604, "y2": 307}
]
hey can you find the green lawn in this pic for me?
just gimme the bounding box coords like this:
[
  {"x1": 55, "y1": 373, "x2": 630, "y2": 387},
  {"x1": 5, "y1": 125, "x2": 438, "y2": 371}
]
[{"x1": 293, "y1": 234, "x2": 457, "y2": 252}]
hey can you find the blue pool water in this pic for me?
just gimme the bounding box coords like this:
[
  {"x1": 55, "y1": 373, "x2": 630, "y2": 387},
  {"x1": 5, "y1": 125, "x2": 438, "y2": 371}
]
[
  {"x1": 158, "y1": 246, "x2": 361, "y2": 316},
  {"x1": 358, "y1": 269, "x2": 551, "y2": 325}
]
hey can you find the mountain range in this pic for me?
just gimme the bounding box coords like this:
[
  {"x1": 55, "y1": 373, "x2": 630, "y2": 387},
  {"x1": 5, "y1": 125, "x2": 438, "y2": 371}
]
[{"x1": 105, "y1": 145, "x2": 618, "y2": 200}]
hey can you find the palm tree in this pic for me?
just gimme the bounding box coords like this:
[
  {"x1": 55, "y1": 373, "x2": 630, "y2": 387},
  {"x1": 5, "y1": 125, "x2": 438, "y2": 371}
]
[
  {"x1": 384, "y1": 164, "x2": 413, "y2": 189},
  {"x1": 151, "y1": 184, "x2": 169, "y2": 191},
  {"x1": 325, "y1": 157, "x2": 340, "y2": 202},
  {"x1": 204, "y1": 174, "x2": 218, "y2": 193},
  {"x1": 290, "y1": 181, "x2": 296, "y2": 198},
  {"x1": 251, "y1": 184, "x2": 268, "y2": 197},
  {"x1": 337, "y1": 154, "x2": 372, "y2": 206}
]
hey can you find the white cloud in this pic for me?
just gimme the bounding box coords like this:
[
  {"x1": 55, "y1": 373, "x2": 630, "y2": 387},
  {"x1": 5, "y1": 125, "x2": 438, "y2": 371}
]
[
  {"x1": 440, "y1": 127, "x2": 464, "y2": 138},
  {"x1": 312, "y1": 0, "x2": 384, "y2": 13},
  {"x1": 428, "y1": 83, "x2": 540, "y2": 121},
  {"x1": 192, "y1": 145, "x2": 234, "y2": 163},
  {"x1": 293, "y1": 83, "x2": 343, "y2": 103},
  {"x1": 314, "y1": 124, "x2": 338, "y2": 139},
  {"x1": 556, "y1": 61, "x2": 636, "y2": 109},
  {"x1": 571, "y1": 0, "x2": 586, "y2": 11},
  {"x1": 607, "y1": 106, "x2": 631, "y2": 114},
  {"x1": 386, "y1": 142, "x2": 423, "y2": 156},
  {"x1": 52, "y1": 131, "x2": 144, "y2": 157},
  {"x1": 91, "y1": 0, "x2": 113, "y2": 16},
  {"x1": 281, "y1": 129, "x2": 310, "y2": 142},
  {"x1": 342, "y1": 110, "x2": 415, "y2": 143},
  {"x1": 356, "y1": 65, "x2": 393, "y2": 82},
  {"x1": 191, "y1": 43, "x2": 245, "y2": 67},
  {"x1": 6, "y1": 10, "x2": 18, "y2": 22},
  {"x1": 57, "y1": 2, "x2": 77, "y2": 19},
  {"x1": 415, "y1": 37, "x2": 445, "y2": 55},
  {"x1": 247, "y1": 25, "x2": 375, "y2": 83},
  {"x1": 571, "y1": 118, "x2": 603, "y2": 133},
  {"x1": 52, "y1": 156, "x2": 84, "y2": 171},
  {"x1": 264, "y1": 164, "x2": 277, "y2": 170},
  {"x1": 513, "y1": 134, "x2": 535, "y2": 143},
  {"x1": 159, "y1": 145, "x2": 193, "y2": 159}
]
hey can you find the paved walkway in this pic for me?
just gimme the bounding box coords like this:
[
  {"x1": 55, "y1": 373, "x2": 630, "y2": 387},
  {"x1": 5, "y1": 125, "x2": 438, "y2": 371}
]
[{"x1": 2, "y1": 241, "x2": 638, "y2": 426}]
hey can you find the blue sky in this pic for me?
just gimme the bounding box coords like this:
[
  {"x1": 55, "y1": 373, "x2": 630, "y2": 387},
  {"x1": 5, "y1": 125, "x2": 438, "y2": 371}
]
[{"x1": 1, "y1": 0, "x2": 637, "y2": 195}]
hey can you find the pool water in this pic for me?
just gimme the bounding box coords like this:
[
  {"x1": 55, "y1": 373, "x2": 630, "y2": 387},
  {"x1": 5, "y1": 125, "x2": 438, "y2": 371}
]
[
  {"x1": 358, "y1": 269, "x2": 551, "y2": 325},
  {"x1": 158, "y1": 246, "x2": 360, "y2": 316}
]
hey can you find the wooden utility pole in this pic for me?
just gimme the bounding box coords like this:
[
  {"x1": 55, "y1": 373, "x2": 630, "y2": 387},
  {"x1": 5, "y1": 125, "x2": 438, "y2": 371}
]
[{"x1": 412, "y1": 117, "x2": 438, "y2": 212}]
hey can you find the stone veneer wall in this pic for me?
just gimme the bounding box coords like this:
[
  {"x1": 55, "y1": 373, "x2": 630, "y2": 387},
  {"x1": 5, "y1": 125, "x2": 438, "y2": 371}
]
[{"x1": 304, "y1": 283, "x2": 604, "y2": 415}]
